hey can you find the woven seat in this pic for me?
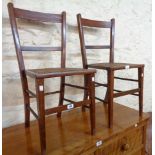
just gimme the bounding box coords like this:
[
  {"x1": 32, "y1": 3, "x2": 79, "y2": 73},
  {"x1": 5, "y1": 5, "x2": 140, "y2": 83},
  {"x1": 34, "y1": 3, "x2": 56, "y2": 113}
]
[
  {"x1": 88, "y1": 63, "x2": 144, "y2": 70},
  {"x1": 26, "y1": 68, "x2": 96, "y2": 78}
]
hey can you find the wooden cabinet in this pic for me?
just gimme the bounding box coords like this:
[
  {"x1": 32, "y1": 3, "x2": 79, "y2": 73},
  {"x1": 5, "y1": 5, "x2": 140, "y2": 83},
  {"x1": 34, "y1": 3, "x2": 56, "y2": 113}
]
[
  {"x1": 94, "y1": 127, "x2": 145, "y2": 155},
  {"x1": 3, "y1": 103, "x2": 149, "y2": 155}
]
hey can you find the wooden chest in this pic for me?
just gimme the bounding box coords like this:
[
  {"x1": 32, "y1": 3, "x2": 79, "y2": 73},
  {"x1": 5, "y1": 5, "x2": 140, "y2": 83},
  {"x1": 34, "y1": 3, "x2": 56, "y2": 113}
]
[
  {"x1": 3, "y1": 103, "x2": 149, "y2": 155},
  {"x1": 94, "y1": 124, "x2": 145, "y2": 155}
]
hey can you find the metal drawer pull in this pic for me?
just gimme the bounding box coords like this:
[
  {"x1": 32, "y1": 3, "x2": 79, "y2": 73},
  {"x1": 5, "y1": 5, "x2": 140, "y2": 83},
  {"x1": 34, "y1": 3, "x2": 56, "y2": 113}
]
[{"x1": 121, "y1": 143, "x2": 130, "y2": 151}]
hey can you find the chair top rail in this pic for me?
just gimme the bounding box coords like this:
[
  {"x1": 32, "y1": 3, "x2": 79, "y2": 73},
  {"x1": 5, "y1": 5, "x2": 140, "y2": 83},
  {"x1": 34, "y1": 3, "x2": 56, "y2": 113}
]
[
  {"x1": 14, "y1": 8, "x2": 62, "y2": 23},
  {"x1": 81, "y1": 18, "x2": 111, "y2": 28}
]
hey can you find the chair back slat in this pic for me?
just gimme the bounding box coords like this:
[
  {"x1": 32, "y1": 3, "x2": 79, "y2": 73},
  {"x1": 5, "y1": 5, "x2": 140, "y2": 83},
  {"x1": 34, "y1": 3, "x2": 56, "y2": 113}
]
[
  {"x1": 21, "y1": 46, "x2": 61, "y2": 52},
  {"x1": 7, "y1": 2, "x2": 66, "y2": 85},
  {"x1": 81, "y1": 18, "x2": 111, "y2": 28},
  {"x1": 85, "y1": 45, "x2": 110, "y2": 50},
  {"x1": 14, "y1": 8, "x2": 62, "y2": 23},
  {"x1": 77, "y1": 14, "x2": 115, "y2": 68}
]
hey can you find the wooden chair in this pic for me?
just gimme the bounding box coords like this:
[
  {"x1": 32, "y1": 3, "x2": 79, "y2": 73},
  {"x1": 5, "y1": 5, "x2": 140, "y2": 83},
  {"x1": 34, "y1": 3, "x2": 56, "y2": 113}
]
[
  {"x1": 8, "y1": 3, "x2": 96, "y2": 155},
  {"x1": 77, "y1": 14, "x2": 144, "y2": 128}
]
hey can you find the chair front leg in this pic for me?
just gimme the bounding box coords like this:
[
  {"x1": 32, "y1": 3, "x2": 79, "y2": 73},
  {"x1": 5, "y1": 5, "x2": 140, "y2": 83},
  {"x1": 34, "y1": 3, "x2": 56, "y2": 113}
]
[
  {"x1": 82, "y1": 75, "x2": 89, "y2": 112},
  {"x1": 88, "y1": 74, "x2": 96, "y2": 135},
  {"x1": 107, "y1": 69, "x2": 114, "y2": 128},
  {"x1": 35, "y1": 78, "x2": 46, "y2": 155},
  {"x1": 57, "y1": 77, "x2": 65, "y2": 117},
  {"x1": 138, "y1": 66, "x2": 144, "y2": 117}
]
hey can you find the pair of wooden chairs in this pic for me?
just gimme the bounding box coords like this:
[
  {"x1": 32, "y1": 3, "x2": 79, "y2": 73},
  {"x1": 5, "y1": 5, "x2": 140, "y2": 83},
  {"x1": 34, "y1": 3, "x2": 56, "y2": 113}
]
[{"x1": 8, "y1": 3, "x2": 144, "y2": 155}]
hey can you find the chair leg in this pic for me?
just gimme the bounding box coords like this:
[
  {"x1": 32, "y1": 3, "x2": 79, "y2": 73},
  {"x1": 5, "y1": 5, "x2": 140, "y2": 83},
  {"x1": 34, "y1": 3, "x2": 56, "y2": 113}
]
[
  {"x1": 35, "y1": 79, "x2": 46, "y2": 155},
  {"x1": 24, "y1": 91, "x2": 30, "y2": 128},
  {"x1": 88, "y1": 74, "x2": 96, "y2": 135},
  {"x1": 57, "y1": 77, "x2": 65, "y2": 117},
  {"x1": 107, "y1": 69, "x2": 114, "y2": 128},
  {"x1": 82, "y1": 75, "x2": 89, "y2": 112},
  {"x1": 138, "y1": 67, "x2": 144, "y2": 117}
]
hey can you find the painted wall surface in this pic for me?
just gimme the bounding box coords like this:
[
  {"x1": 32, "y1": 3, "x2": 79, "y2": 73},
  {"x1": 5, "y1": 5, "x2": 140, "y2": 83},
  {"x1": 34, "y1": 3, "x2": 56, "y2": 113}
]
[{"x1": 2, "y1": 0, "x2": 152, "y2": 127}]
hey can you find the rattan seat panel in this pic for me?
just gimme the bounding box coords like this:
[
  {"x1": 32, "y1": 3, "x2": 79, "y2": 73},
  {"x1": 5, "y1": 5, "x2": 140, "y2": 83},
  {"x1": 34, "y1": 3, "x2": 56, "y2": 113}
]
[
  {"x1": 88, "y1": 63, "x2": 144, "y2": 70},
  {"x1": 26, "y1": 68, "x2": 96, "y2": 78}
]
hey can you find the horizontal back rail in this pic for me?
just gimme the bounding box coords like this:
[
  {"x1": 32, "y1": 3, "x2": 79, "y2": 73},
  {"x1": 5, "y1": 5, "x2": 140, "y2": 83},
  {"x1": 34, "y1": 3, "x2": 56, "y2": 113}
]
[
  {"x1": 81, "y1": 18, "x2": 111, "y2": 28},
  {"x1": 21, "y1": 46, "x2": 61, "y2": 52},
  {"x1": 15, "y1": 8, "x2": 62, "y2": 23},
  {"x1": 85, "y1": 45, "x2": 110, "y2": 50}
]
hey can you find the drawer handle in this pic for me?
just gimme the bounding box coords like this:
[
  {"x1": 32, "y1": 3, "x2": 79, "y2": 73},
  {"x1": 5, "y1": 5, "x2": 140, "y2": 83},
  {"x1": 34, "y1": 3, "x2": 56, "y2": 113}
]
[{"x1": 121, "y1": 143, "x2": 130, "y2": 151}]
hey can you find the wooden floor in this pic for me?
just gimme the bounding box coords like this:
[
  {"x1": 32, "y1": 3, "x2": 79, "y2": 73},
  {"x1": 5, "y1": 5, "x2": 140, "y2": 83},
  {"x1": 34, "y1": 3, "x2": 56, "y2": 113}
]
[{"x1": 2, "y1": 103, "x2": 151, "y2": 155}]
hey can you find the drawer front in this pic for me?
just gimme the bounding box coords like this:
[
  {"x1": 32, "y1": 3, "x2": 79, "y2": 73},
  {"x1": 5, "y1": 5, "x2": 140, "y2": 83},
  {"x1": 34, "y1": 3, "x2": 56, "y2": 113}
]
[{"x1": 94, "y1": 127, "x2": 143, "y2": 155}]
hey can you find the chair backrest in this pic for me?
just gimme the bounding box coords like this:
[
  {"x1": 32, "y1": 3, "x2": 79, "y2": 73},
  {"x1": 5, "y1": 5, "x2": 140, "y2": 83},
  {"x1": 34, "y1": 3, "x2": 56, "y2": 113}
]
[
  {"x1": 8, "y1": 3, "x2": 66, "y2": 91},
  {"x1": 77, "y1": 14, "x2": 115, "y2": 68}
]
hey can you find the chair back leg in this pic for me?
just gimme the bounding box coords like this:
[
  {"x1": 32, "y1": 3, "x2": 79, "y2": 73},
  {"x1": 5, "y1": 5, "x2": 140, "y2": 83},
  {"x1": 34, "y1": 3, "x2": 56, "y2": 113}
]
[
  {"x1": 138, "y1": 67, "x2": 144, "y2": 117},
  {"x1": 24, "y1": 91, "x2": 30, "y2": 127},
  {"x1": 87, "y1": 74, "x2": 96, "y2": 135}
]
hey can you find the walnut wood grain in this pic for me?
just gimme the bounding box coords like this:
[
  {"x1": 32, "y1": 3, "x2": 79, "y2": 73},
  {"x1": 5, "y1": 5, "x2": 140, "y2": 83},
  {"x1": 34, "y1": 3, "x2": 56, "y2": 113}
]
[
  {"x1": 2, "y1": 103, "x2": 150, "y2": 155},
  {"x1": 95, "y1": 127, "x2": 143, "y2": 155}
]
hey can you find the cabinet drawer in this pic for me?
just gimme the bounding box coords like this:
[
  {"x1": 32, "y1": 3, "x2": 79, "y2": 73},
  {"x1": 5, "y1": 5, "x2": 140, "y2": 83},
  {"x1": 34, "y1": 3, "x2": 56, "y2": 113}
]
[{"x1": 94, "y1": 127, "x2": 143, "y2": 155}]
